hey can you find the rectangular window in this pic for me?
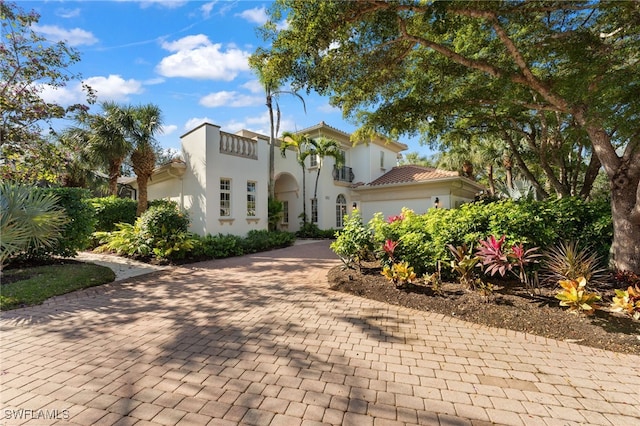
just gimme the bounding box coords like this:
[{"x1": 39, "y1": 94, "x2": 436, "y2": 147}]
[
  {"x1": 311, "y1": 198, "x2": 318, "y2": 223},
  {"x1": 309, "y1": 151, "x2": 318, "y2": 168},
  {"x1": 380, "y1": 151, "x2": 385, "y2": 169},
  {"x1": 220, "y1": 178, "x2": 231, "y2": 217},
  {"x1": 282, "y1": 200, "x2": 289, "y2": 224},
  {"x1": 336, "y1": 205, "x2": 347, "y2": 228},
  {"x1": 246, "y1": 181, "x2": 256, "y2": 217}
]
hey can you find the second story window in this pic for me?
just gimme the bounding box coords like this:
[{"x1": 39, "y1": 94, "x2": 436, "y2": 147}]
[
  {"x1": 220, "y1": 178, "x2": 231, "y2": 217},
  {"x1": 380, "y1": 151, "x2": 385, "y2": 169},
  {"x1": 309, "y1": 151, "x2": 318, "y2": 168},
  {"x1": 247, "y1": 181, "x2": 256, "y2": 217}
]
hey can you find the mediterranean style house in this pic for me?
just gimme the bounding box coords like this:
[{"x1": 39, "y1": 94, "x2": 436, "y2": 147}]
[{"x1": 125, "y1": 121, "x2": 485, "y2": 236}]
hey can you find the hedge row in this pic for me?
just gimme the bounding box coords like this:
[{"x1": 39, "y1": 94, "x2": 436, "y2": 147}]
[{"x1": 334, "y1": 197, "x2": 612, "y2": 276}]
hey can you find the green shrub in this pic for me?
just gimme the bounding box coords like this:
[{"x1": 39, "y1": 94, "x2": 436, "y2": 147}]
[
  {"x1": 24, "y1": 187, "x2": 95, "y2": 259},
  {"x1": 296, "y1": 222, "x2": 337, "y2": 239},
  {"x1": 138, "y1": 204, "x2": 189, "y2": 239},
  {"x1": 331, "y1": 210, "x2": 373, "y2": 269},
  {"x1": 336, "y1": 198, "x2": 612, "y2": 280},
  {"x1": 148, "y1": 199, "x2": 180, "y2": 210},
  {"x1": 191, "y1": 234, "x2": 244, "y2": 258},
  {"x1": 242, "y1": 230, "x2": 295, "y2": 253},
  {"x1": 95, "y1": 203, "x2": 193, "y2": 261},
  {"x1": 91, "y1": 196, "x2": 137, "y2": 232}
]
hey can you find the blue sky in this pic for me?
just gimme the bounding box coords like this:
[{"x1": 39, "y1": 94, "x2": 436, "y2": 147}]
[{"x1": 26, "y1": 0, "x2": 430, "y2": 156}]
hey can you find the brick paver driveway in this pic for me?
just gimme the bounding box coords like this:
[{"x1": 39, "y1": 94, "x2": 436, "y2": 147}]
[{"x1": 1, "y1": 241, "x2": 639, "y2": 426}]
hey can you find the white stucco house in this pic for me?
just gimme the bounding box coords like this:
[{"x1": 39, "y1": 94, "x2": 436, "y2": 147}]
[{"x1": 125, "y1": 121, "x2": 485, "y2": 236}]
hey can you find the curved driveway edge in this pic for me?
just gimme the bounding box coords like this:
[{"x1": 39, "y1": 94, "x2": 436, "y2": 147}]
[{"x1": 1, "y1": 241, "x2": 639, "y2": 426}]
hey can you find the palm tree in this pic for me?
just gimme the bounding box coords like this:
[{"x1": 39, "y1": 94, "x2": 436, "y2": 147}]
[
  {"x1": 84, "y1": 102, "x2": 132, "y2": 196},
  {"x1": 281, "y1": 131, "x2": 314, "y2": 224},
  {"x1": 0, "y1": 182, "x2": 68, "y2": 268},
  {"x1": 127, "y1": 104, "x2": 164, "y2": 216},
  {"x1": 311, "y1": 137, "x2": 344, "y2": 201},
  {"x1": 250, "y1": 52, "x2": 306, "y2": 199}
]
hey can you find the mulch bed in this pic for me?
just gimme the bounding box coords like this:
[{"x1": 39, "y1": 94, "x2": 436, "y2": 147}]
[{"x1": 328, "y1": 264, "x2": 640, "y2": 355}]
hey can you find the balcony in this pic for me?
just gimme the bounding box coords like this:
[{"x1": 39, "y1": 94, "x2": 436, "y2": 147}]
[{"x1": 333, "y1": 165, "x2": 354, "y2": 183}]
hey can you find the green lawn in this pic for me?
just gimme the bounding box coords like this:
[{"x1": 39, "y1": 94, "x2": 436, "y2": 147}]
[{"x1": 0, "y1": 263, "x2": 115, "y2": 310}]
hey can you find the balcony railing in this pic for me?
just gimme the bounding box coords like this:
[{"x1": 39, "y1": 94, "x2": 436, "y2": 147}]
[
  {"x1": 332, "y1": 165, "x2": 354, "y2": 183},
  {"x1": 219, "y1": 132, "x2": 258, "y2": 160}
]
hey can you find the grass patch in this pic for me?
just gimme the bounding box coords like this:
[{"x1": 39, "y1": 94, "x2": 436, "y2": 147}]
[{"x1": 1, "y1": 262, "x2": 115, "y2": 310}]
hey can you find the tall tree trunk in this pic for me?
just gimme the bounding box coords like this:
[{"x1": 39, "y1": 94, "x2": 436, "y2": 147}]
[
  {"x1": 579, "y1": 154, "x2": 601, "y2": 200},
  {"x1": 486, "y1": 164, "x2": 496, "y2": 196},
  {"x1": 131, "y1": 148, "x2": 156, "y2": 216},
  {"x1": 301, "y1": 165, "x2": 307, "y2": 223},
  {"x1": 108, "y1": 160, "x2": 120, "y2": 196},
  {"x1": 577, "y1": 114, "x2": 640, "y2": 273},
  {"x1": 136, "y1": 174, "x2": 149, "y2": 217},
  {"x1": 267, "y1": 93, "x2": 275, "y2": 199}
]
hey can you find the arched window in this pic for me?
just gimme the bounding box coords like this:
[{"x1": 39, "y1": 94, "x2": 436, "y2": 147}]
[{"x1": 336, "y1": 194, "x2": 347, "y2": 228}]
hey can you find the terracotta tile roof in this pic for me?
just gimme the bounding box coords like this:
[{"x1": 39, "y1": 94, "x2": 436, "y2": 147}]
[{"x1": 368, "y1": 165, "x2": 459, "y2": 186}]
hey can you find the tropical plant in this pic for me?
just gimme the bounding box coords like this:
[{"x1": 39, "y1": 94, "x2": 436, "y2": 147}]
[
  {"x1": 542, "y1": 240, "x2": 607, "y2": 286},
  {"x1": 280, "y1": 131, "x2": 314, "y2": 223},
  {"x1": 476, "y1": 235, "x2": 511, "y2": 277},
  {"x1": 310, "y1": 137, "x2": 344, "y2": 202},
  {"x1": 128, "y1": 104, "x2": 164, "y2": 216},
  {"x1": 610, "y1": 285, "x2": 640, "y2": 320},
  {"x1": 476, "y1": 235, "x2": 540, "y2": 289},
  {"x1": 448, "y1": 243, "x2": 480, "y2": 290},
  {"x1": 0, "y1": 183, "x2": 68, "y2": 267},
  {"x1": 249, "y1": 52, "x2": 306, "y2": 199},
  {"x1": 555, "y1": 277, "x2": 601, "y2": 315},
  {"x1": 381, "y1": 261, "x2": 417, "y2": 288},
  {"x1": 508, "y1": 242, "x2": 541, "y2": 291},
  {"x1": 83, "y1": 102, "x2": 133, "y2": 196},
  {"x1": 268, "y1": 197, "x2": 284, "y2": 231}
]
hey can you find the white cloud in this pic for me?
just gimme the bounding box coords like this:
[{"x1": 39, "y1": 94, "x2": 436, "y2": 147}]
[
  {"x1": 160, "y1": 124, "x2": 178, "y2": 136},
  {"x1": 200, "y1": 1, "x2": 216, "y2": 18},
  {"x1": 184, "y1": 117, "x2": 214, "y2": 132},
  {"x1": 41, "y1": 75, "x2": 143, "y2": 105},
  {"x1": 237, "y1": 6, "x2": 268, "y2": 25},
  {"x1": 85, "y1": 75, "x2": 143, "y2": 101},
  {"x1": 56, "y1": 8, "x2": 80, "y2": 18},
  {"x1": 161, "y1": 34, "x2": 210, "y2": 52},
  {"x1": 241, "y1": 79, "x2": 264, "y2": 94},
  {"x1": 32, "y1": 24, "x2": 98, "y2": 46},
  {"x1": 199, "y1": 91, "x2": 262, "y2": 108},
  {"x1": 39, "y1": 84, "x2": 84, "y2": 106},
  {"x1": 221, "y1": 111, "x2": 296, "y2": 136},
  {"x1": 157, "y1": 35, "x2": 250, "y2": 81}
]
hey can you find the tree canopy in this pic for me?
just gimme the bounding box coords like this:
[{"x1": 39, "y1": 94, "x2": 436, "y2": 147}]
[
  {"x1": 0, "y1": 1, "x2": 92, "y2": 149},
  {"x1": 258, "y1": 0, "x2": 640, "y2": 273}
]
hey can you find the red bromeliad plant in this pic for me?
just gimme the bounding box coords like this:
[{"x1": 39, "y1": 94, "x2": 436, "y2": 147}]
[
  {"x1": 477, "y1": 235, "x2": 540, "y2": 288},
  {"x1": 383, "y1": 239, "x2": 398, "y2": 261},
  {"x1": 476, "y1": 235, "x2": 511, "y2": 276},
  {"x1": 509, "y1": 242, "x2": 541, "y2": 289}
]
